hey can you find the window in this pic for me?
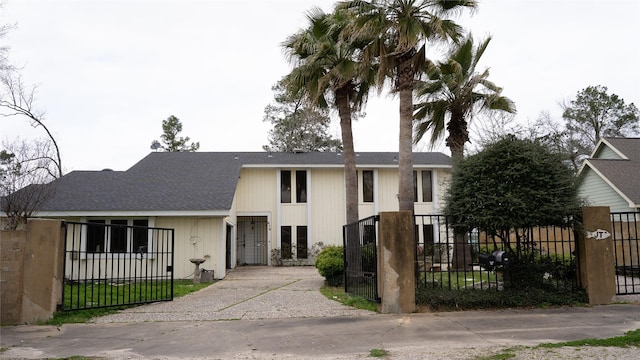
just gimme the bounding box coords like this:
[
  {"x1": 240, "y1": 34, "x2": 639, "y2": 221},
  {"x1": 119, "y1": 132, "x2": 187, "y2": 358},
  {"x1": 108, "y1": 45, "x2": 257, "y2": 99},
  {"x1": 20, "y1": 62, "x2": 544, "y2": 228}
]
[
  {"x1": 296, "y1": 170, "x2": 307, "y2": 203},
  {"x1": 363, "y1": 224, "x2": 376, "y2": 245},
  {"x1": 281, "y1": 226, "x2": 292, "y2": 259},
  {"x1": 110, "y1": 219, "x2": 128, "y2": 253},
  {"x1": 87, "y1": 220, "x2": 105, "y2": 253},
  {"x1": 414, "y1": 170, "x2": 433, "y2": 203},
  {"x1": 297, "y1": 226, "x2": 308, "y2": 259},
  {"x1": 423, "y1": 224, "x2": 434, "y2": 247},
  {"x1": 362, "y1": 170, "x2": 374, "y2": 203},
  {"x1": 281, "y1": 170, "x2": 307, "y2": 203},
  {"x1": 281, "y1": 171, "x2": 291, "y2": 203},
  {"x1": 413, "y1": 171, "x2": 418, "y2": 202},
  {"x1": 422, "y1": 171, "x2": 433, "y2": 202},
  {"x1": 133, "y1": 219, "x2": 149, "y2": 253},
  {"x1": 84, "y1": 219, "x2": 150, "y2": 255}
]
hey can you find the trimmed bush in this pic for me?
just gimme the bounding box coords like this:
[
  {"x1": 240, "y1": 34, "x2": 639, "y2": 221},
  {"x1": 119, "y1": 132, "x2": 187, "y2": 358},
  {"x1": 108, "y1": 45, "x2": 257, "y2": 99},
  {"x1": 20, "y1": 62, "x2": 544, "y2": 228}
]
[{"x1": 315, "y1": 245, "x2": 344, "y2": 286}]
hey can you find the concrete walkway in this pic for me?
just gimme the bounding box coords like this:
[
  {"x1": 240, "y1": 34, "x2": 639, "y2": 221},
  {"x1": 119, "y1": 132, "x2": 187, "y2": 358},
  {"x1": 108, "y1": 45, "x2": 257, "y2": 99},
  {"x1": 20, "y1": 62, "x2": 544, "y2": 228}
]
[{"x1": 2, "y1": 266, "x2": 640, "y2": 359}]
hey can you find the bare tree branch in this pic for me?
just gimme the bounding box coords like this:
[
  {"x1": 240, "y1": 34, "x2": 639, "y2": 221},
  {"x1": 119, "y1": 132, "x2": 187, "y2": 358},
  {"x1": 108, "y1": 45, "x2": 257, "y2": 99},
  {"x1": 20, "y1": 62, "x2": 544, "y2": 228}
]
[
  {"x1": 1, "y1": 138, "x2": 58, "y2": 230},
  {"x1": 0, "y1": 69, "x2": 62, "y2": 177}
]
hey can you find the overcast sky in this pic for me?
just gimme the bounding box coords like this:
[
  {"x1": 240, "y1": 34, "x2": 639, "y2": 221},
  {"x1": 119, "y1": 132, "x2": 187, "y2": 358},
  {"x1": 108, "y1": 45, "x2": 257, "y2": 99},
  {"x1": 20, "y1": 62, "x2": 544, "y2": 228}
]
[{"x1": 1, "y1": 0, "x2": 639, "y2": 172}]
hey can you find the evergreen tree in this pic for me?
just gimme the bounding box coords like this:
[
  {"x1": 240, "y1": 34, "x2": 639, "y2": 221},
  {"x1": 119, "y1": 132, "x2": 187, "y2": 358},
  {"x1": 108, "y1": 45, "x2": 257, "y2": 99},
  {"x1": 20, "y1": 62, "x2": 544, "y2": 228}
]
[
  {"x1": 262, "y1": 79, "x2": 342, "y2": 153},
  {"x1": 154, "y1": 115, "x2": 200, "y2": 152}
]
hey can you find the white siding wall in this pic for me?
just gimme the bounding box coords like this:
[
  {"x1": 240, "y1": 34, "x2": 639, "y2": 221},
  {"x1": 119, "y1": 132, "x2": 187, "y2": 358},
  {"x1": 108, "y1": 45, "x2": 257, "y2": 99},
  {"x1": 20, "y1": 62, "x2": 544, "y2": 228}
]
[
  {"x1": 155, "y1": 217, "x2": 224, "y2": 280},
  {"x1": 578, "y1": 169, "x2": 631, "y2": 212},
  {"x1": 594, "y1": 145, "x2": 623, "y2": 160},
  {"x1": 376, "y1": 169, "x2": 400, "y2": 212},
  {"x1": 435, "y1": 168, "x2": 451, "y2": 213},
  {"x1": 310, "y1": 168, "x2": 346, "y2": 246},
  {"x1": 230, "y1": 165, "x2": 452, "y2": 259},
  {"x1": 235, "y1": 168, "x2": 278, "y2": 214}
]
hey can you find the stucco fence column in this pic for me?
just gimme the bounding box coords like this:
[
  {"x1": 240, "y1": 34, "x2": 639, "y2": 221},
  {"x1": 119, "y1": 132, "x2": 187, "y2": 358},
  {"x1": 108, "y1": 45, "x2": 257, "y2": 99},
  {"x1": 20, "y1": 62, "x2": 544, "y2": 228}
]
[
  {"x1": 1, "y1": 219, "x2": 65, "y2": 325},
  {"x1": 377, "y1": 211, "x2": 415, "y2": 314},
  {"x1": 577, "y1": 206, "x2": 616, "y2": 305}
]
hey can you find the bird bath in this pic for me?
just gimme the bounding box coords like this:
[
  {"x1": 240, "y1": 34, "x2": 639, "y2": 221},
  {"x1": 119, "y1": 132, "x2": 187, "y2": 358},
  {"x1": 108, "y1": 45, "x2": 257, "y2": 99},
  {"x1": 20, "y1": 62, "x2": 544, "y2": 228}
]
[{"x1": 189, "y1": 258, "x2": 206, "y2": 283}]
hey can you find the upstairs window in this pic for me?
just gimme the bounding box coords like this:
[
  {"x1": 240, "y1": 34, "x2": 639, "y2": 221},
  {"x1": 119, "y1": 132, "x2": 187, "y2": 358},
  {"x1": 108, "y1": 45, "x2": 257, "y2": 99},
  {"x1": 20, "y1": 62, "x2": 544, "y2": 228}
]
[
  {"x1": 414, "y1": 170, "x2": 433, "y2": 203},
  {"x1": 281, "y1": 170, "x2": 291, "y2": 203},
  {"x1": 422, "y1": 171, "x2": 433, "y2": 202},
  {"x1": 296, "y1": 170, "x2": 307, "y2": 203},
  {"x1": 281, "y1": 170, "x2": 307, "y2": 204},
  {"x1": 362, "y1": 170, "x2": 374, "y2": 203}
]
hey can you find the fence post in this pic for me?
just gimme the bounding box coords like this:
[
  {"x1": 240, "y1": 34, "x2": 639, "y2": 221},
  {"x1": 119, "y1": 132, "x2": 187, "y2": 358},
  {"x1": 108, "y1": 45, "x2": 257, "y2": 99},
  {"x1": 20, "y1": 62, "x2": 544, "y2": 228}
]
[
  {"x1": 0, "y1": 219, "x2": 64, "y2": 325},
  {"x1": 378, "y1": 211, "x2": 415, "y2": 313},
  {"x1": 577, "y1": 206, "x2": 616, "y2": 305}
]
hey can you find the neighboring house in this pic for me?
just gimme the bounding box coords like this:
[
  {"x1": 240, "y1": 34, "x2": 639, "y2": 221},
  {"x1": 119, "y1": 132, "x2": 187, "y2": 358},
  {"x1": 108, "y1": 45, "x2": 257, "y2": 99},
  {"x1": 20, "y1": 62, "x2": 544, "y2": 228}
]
[
  {"x1": 577, "y1": 137, "x2": 640, "y2": 212},
  {"x1": 24, "y1": 151, "x2": 451, "y2": 280}
]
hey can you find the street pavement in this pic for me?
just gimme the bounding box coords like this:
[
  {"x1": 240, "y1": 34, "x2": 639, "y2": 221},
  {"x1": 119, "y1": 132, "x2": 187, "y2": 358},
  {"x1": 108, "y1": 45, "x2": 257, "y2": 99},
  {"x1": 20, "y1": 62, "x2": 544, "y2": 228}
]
[{"x1": 1, "y1": 266, "x2": 639, "y2": 359}]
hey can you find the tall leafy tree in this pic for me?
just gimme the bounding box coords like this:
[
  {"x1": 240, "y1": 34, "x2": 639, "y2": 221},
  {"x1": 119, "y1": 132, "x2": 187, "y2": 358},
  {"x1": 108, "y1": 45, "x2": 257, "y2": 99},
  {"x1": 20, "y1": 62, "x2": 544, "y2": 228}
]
[
  {"x1": 154, "y1": 115, "x2": 200, "y2": 152},
  {"x1": 263, "y1": 78, "x2": 342, "y2": 153},
  {"x1": 445, "y1": 135, "x2": 580, "y2": 287},
  {"x1": 283, "y1": 7, "x2": 375, "y2": 224},
  {"x1": 339, "y1": 0, "x2": 477, "y2": 212},
  {"x1": 446, "y1": 135, "x2": 580, "y2": 234},
  {"x1": 562, "y1": 85, "x2": 639, "y2": 160},
  {"x1": 414, "y1": 34, "x2": 516, "y2": 164}
]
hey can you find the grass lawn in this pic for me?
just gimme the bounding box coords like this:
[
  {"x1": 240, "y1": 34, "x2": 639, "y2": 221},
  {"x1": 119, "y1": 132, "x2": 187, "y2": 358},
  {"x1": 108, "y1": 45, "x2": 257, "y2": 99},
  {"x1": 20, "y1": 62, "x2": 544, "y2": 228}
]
[{"x1": 319, "y1": 285, "x2": 378, "y2": 312}]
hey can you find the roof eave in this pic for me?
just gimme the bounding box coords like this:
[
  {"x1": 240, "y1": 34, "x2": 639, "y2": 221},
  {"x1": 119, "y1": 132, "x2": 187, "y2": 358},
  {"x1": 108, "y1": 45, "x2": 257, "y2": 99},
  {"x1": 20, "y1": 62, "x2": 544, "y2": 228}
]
[{"x1": 32, "y1": 210, "x2": 231, "y2": 218}]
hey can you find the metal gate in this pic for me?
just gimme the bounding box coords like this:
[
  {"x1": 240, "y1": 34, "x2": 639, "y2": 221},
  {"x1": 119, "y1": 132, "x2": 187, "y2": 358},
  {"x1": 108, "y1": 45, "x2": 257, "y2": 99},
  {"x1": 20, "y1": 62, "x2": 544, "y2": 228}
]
[
  {"x1": 343, "y1": 215, "x2": 380, "y2": 302},
  {"x1": 611, "y1": 212, "x2": 640, "y2": 295},
  {"x1": 62, "y1": 221, "x2": 175, "y2": 311}
]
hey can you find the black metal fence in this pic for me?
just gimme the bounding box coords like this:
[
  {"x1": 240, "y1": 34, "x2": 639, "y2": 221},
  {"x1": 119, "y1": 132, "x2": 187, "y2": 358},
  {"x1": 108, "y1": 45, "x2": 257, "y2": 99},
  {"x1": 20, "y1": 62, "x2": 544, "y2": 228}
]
[
  {"x1": 62, "y1": 221, "x2": 175, "y2": 311},
  {"x1": 414, "y1": 215, "x2": 579, "y2": 292},
  {"x1": 611, "y1": 212, "x2": 640, "y2": 295},
  {"x1": 343, "y1": 215, "x2": 379, "y2": 302}
]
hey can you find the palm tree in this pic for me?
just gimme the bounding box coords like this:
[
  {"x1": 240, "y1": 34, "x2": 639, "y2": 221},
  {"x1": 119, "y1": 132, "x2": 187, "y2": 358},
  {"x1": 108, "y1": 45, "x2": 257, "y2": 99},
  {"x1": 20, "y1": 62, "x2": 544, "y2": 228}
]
[
  {"x1": 414, "y1": 34, "x2": 516, "y2": 164},
  {"x1": 338, "y1": 0, "x2": 477, "y2": 212},
  {"x1": 283, "y1": 7, "x2": 376, "y2": 224},
  {"x1": 413, "y1": 34, "x2": 515, "y2": 270}
]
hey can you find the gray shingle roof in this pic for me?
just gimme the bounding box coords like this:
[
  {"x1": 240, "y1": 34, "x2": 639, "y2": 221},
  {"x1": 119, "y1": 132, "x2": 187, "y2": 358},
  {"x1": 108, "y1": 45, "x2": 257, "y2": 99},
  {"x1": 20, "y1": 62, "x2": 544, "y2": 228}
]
[
  {"x1": 587, "y1": 138, "x2": 640, "y2": 205},
  {"x1": 37, "y1": 152, "x2": 451, "y2": 213}
]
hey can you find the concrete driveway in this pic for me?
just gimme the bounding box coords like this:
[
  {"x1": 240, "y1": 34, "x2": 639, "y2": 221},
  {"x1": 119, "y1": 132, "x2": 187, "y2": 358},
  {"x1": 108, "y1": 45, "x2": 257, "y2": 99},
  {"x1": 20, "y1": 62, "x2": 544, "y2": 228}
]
[{"x1": 94, "y1": 266, "x2": 374, "y2": 323}]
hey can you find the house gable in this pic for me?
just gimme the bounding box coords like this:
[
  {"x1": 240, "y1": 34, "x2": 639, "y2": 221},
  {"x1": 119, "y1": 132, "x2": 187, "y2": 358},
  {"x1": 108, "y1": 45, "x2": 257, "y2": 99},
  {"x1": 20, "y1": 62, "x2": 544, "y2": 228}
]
[{"x1": 578, "y1": 137, "x2": 640, "y2": 211}]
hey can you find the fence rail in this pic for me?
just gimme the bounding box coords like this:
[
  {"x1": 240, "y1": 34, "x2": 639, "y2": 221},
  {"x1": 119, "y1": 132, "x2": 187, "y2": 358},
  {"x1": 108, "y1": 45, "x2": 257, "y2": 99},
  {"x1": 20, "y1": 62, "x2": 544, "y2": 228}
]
[
  {"x1": 62, "y1": 221, "x2": 175, "y2": 311},
  {"x1": 611, "y1": 212, "x2": 640, "y2": 295},
  {"x1": 343, "y1": 215, "x2": 379, "y2": 302},
  {"x1": 414, "y1": 215, "x2": 579, "y2": 293}
]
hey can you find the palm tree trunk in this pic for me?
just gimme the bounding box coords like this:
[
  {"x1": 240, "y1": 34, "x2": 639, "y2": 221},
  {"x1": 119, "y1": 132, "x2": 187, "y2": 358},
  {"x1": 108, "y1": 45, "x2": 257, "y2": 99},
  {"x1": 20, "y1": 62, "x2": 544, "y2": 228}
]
[
  {"x1": 335, "y1": 87, "x2": 359, "y2": 225},
  {"x1": 398, "y1": 60, "x2": 414, "y2": 213},
  {"x1": 336, "y1": 86, "x2": 362, "y2": 277},
  {"x1": 446, "y1": 113, "x2": 468, "y2": 166},
  {"x1": 447, "y1": 114, "x2": 471, "y2": 269}
]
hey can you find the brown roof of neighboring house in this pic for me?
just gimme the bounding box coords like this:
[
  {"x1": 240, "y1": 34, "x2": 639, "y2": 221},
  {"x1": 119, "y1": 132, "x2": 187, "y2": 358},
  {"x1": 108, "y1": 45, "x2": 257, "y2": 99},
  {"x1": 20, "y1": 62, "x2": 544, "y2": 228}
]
[{"x1": 583, "y1": 137, "x2": 640, "y2": 206}]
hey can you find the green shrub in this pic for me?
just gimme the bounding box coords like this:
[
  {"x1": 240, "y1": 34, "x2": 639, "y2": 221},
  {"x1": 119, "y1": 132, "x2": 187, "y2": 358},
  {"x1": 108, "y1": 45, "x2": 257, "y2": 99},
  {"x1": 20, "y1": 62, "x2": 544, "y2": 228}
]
[
  {"x1": 416, "y1": 285, "x2": 587, "y2": 311},
  {"x1": 315, "y1": 245, "x2": 344, "y2": 286}
]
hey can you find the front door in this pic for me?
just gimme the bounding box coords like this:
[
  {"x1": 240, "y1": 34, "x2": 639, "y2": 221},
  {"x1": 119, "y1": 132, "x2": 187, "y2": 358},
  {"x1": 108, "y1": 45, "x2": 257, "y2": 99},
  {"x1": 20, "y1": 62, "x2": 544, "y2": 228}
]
[{"x1": 237, "y1": 216, "x2": 268, "y2": 265}]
